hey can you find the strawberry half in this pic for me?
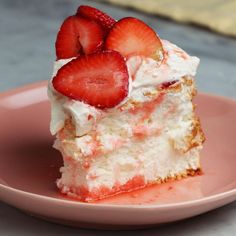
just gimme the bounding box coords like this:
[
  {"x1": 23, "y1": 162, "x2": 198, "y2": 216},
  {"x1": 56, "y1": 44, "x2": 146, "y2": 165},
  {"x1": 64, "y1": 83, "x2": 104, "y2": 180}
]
[
  {"x1": 105, "y1": 17, "x2": 164, "y2": 60},
  {"x1": 55, "y1": 15, "x2": 104, "y2": 59},
  {"x1": 52, "y1": 51, "x2": 129, "y2": 109},
  {"x1": 77, "y1": 5, "x2": 116, "y2": 33}
]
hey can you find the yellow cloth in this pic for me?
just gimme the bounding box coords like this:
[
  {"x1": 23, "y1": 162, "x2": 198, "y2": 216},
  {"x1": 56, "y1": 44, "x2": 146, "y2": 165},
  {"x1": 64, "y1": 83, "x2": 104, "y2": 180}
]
[{"x1": 100, "y1": 0, "x2": 236, "y2": 37}]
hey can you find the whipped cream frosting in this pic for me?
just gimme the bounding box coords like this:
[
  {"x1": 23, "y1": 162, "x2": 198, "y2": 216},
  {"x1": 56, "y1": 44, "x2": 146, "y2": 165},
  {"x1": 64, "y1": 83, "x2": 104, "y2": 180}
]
[{"x1": 48, "y1": 40, "x2": 199, "y2": 136}]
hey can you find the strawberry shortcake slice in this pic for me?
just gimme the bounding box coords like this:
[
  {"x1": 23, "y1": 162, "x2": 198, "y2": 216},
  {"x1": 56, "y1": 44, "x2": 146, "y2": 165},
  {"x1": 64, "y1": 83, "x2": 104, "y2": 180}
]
[{"x1": 48, "y1": 5, "x2": 205, "y2": 202}]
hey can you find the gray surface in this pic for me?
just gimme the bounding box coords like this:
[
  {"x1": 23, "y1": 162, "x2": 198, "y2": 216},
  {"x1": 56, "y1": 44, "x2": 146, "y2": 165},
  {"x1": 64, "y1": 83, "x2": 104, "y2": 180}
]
[{"x1": 0, "y1": 0, "x2": 235, "y2": 235}]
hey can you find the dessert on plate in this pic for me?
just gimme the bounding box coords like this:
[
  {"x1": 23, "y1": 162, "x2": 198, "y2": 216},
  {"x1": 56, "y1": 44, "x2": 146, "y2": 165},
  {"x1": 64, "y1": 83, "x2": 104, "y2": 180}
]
[{"x1": 48, "y1": 5, "x2": 205, "y2": 202}]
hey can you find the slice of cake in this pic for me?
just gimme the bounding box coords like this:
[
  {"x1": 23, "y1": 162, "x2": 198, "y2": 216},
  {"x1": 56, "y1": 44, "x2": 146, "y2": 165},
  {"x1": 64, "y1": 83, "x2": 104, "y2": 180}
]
[{"x1": 48, "y1": 5, "x2": 205, "y2": 202}]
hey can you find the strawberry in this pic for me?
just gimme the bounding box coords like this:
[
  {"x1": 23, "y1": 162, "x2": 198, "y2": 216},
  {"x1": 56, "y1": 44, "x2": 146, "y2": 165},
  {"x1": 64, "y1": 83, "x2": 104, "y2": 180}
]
[
  {"x1": 105, "y1": 17, "x2": 164, "y2": 60},
  {"x1": 55, "y1": 15, "x2": 104, "y2": 59},
  {"x1": 77, "y1": 5, "x2": 116, "y2": 33},
  {"x1": 52, "y1": 51, "x2": 129, "y2": 109}
]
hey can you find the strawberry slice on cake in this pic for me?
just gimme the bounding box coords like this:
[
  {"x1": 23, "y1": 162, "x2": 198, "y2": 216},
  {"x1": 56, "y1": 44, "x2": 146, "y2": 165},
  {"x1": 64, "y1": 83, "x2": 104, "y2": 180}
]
[
  {"x1": 105, "y1": 17, "x2": 163, "y2": 59},
  {"x1": 52, "y1": 50, "x2": 129, "y2": 108},
  {"x1": 55, "y1": 15, "x2": 105, "y2": 59},
  {"x1": 48, "y1": 5, "x2": 205, "y2": 202},
  {"x1": 77, "y1": 5, "x2": 116, "y2": 33}
]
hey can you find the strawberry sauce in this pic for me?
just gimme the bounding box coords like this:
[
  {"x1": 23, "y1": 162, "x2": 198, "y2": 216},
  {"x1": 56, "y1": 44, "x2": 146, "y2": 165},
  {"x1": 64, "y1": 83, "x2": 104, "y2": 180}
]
[
  {"x1": 60, "y1": 174, "x2": 203, "y2": 205},
  {"x1": 97, "y1": 176, "x2": 203, "y2": 205},
  {"x1": 129, "y1": 93, "x2": 165, "y2": 117}
]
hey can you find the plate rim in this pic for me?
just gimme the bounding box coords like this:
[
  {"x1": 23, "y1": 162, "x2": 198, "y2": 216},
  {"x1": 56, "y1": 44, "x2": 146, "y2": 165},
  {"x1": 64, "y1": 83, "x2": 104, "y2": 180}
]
[
  {"x1": 0, "y1": 80, "x2": 47, "y2": 99},
  {"x1": 0, "y1": 81, "x2": 236, "y2": 209}
]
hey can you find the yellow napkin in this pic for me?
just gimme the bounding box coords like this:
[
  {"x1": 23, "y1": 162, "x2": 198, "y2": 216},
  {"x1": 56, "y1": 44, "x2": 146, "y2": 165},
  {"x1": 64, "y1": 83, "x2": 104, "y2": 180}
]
[{"x1": 101, "y1": 0, "x2": 236, "y2": 37}]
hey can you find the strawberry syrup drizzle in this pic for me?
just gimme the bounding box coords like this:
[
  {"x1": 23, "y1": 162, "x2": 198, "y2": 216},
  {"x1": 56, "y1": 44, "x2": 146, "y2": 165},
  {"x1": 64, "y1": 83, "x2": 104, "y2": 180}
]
[
  {"x1": 60, "y1": 172, "x2": 203, "y2": 204},
  {"x1": 80, "y1": 133, "x2": 102, "y2": 169},
  {"x1": 71, "y1": 95, "x2": 166, "y2": 160},
  {"x1": 129, "y1": 92, "x2": 165, "y2": 117},
  {"x1": 132, "y1": 125, "x2": 161, "y2": 140},
  {"x1": 60, "y1": 175, "x2": 146, "y2": 202}
]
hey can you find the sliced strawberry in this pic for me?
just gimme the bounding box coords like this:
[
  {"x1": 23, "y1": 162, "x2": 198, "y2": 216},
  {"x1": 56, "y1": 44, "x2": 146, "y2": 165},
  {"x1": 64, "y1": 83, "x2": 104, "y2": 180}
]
[
  {"x1": 105, "y1": 17, "x2": 164, "y2": 60},
  {"x1": 75, "y1": 16, "x2": 104, "y2": 54},
  {"x1": 77, "y1": 5, "x2": 116, "y2": 33},
  {"x1": 55, "y1": 15, "x2": 104, "y2": 59},
  {"x1": 52, "y1": 51, "x2": 129, "y2": 109},
  {"x1": 55, "y1": 16, "x2": 81, "y2": 59}
]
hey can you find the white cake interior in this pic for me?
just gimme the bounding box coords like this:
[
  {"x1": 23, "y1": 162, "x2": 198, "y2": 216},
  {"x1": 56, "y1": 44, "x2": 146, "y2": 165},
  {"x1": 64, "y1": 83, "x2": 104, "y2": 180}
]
[{"x1": 55, "y1": 77, "x2": 204, "y2": 201}]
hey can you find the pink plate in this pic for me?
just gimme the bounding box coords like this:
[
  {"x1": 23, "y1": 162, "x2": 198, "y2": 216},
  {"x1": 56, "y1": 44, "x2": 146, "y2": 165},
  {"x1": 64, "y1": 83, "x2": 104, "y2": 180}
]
[{"x1": 0, "y1": 81, "x2": 236, "y2": 229}]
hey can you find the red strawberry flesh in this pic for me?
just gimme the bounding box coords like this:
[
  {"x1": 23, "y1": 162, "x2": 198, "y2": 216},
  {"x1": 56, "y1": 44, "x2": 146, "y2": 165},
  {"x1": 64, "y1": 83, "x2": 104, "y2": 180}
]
[
  {"x1": 75, "y1": 16, "x2": 104, "y2": 54},
  {"x1": 52, "y1": 51, "x2": 129, "y2": 109},
  {"x1": 55, "y1": 16, "x2": 81, "y2": 59},
  {"x1": 105, "y1": 17, "x2": 164, "y2": 60},
  {"x1": 55, "y1": 15, "x2": 104, "y2": 59},
  {"x1": 77, "y1": 5, "x2": 116, "y2": 32}
]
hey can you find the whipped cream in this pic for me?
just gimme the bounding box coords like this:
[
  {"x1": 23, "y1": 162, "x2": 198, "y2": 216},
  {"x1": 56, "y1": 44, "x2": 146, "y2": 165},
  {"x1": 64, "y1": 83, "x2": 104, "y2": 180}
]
[
  {"x1": 48, "y1": 40, "x2": 199, "y2": 136},
  {"x1": 129, "y1": 40, "x2": 199, "y2": 89}
]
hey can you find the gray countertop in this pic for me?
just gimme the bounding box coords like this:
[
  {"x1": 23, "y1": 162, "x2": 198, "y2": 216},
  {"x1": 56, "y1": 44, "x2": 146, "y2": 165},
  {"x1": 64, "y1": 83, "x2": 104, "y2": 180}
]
[{"x1": 0, "y1": 0, "x2": 235, "y2": 235}]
